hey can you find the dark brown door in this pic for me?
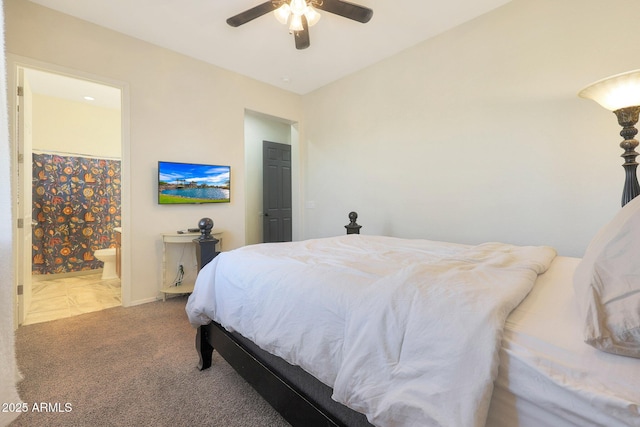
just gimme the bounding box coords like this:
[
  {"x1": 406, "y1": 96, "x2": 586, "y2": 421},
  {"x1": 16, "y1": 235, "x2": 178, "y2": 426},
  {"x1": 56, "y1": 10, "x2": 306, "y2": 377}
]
[{"x1": 263, "y1": 141, "x2": 292, "y2": 242}]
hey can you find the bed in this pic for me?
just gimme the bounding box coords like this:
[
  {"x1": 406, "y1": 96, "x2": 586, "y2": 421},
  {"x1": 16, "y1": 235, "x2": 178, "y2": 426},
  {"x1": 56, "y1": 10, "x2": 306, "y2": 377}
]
[{"x1": 186, "y1": 207, "x2": 640, "y2": 427}]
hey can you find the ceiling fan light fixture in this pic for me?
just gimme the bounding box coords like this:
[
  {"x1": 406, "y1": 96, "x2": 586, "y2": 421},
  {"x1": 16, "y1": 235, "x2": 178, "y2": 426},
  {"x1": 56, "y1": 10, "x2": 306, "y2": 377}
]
[
  {"x1": 274, "y1": 3, "x2": 291, "y2": 25},
  {"x1": 227, "y1": 0, "x2": 372, "y2": 49},
  {"x1": 289, "y1": 0, "x2": 308, "y2": 15},
  {"x1": 288, "y1": 13, "x2": 304, "y2": 32},
  {"x1": 304, "y1": 5, "x2": 321, "y2": 26},
  {"x1": 275, "y1": 1, "x2": 320, "y2": 31}
]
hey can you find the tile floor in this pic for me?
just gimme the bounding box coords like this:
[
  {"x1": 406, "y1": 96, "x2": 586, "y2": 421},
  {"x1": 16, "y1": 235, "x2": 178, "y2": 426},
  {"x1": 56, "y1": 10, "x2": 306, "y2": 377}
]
[{"x1": 24, "y1": 272, "x2": 121, "y2": 325}]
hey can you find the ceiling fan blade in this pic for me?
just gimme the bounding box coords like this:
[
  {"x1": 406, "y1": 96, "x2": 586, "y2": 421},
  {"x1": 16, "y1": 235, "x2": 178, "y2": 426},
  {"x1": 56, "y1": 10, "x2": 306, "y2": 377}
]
[
  {"x1": 314, "y1": 0, "x2": 373, "y2": 23},
  {"x1": 294, "y1": 16, "x2": 310, "y2": 50},
  {"x1": 226, "y1": 2, "x2": 275, "y2": 27}
]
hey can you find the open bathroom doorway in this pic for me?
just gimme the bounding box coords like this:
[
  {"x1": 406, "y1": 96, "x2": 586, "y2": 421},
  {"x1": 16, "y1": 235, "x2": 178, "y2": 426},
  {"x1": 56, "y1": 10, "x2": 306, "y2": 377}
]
[{"x1": 10, "y1": 59, "x2": 129, "y2": 326}]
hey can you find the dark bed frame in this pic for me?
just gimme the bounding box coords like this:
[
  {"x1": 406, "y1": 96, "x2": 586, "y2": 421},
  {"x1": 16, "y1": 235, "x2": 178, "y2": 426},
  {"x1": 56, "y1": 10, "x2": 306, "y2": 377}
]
[{"x1": 192, "y1": 213, "x2": 371, "y2": 427}]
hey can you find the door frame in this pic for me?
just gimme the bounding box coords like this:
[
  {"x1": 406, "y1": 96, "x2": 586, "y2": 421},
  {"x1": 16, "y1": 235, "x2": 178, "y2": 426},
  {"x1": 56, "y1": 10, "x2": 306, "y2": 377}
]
[
  {"x1": 15, "y1": 67, "x2": 32, "y2": 326},
  {"x1": 243, "y1": 110, "x2": 301, "y2": 246},
  {"x1": 7, "y1": 55, "x2": 132, "y2": 327}
]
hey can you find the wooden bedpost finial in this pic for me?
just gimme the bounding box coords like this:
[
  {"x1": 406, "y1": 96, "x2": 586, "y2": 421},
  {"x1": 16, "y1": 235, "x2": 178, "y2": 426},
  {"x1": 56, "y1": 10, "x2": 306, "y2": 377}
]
[
  {"x1": 197, "y1": 217, "x2": 214, "y2": 240},
  {"x1": 345, "y1": 211, "x2": 362, "y2": 235}
]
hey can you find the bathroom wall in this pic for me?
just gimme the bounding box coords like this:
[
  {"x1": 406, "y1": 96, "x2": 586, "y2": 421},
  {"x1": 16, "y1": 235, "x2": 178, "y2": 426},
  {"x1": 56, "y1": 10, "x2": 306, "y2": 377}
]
[
  {"x1": 30, "y1": 92, "x2": 121, "y2": 275},
  {"x1": 31, "y1": 91, "x2": 121, "y2": 157}
]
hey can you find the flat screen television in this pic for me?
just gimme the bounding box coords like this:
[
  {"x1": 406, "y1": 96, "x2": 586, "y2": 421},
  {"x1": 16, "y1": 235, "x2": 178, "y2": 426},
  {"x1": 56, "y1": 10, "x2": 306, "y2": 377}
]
[{"x1": 158, "y1": 161, "x2": 230, "y2": 204}]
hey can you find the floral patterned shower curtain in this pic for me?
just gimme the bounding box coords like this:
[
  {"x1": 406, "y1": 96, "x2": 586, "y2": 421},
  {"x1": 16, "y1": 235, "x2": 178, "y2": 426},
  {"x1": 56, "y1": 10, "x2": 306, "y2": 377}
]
[{"x1": 32, "y1": 153, "x2": 121, "y2": 275}]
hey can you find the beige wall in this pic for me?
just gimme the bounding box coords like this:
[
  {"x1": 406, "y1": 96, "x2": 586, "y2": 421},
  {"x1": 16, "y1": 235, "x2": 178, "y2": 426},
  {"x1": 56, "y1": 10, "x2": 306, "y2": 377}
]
[
  {"x1": 6, "y1": 0, "x2": 640, "y2": 310},
  {"x1": 5, "y1": 0, "x2": 302, "y2": 304},
  {"x1": 302, "y1": 0, "x2": 640, "y2": 256},
  {"x1": 32, "y1": 93, "x2": 121, "y2": 158}
]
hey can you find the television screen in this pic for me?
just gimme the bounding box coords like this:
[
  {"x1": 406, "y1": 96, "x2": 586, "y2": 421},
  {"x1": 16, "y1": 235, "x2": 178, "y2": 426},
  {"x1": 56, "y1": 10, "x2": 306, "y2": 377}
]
[{"x1": 158, "y1": 161, "x2": 230, "y2": 204}]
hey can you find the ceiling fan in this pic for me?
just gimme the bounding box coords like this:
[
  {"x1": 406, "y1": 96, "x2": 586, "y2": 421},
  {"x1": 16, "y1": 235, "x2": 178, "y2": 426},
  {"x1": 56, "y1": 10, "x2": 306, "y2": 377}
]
[{"x1": 227, "y1": 0, "x2": 373, "y2": 50}]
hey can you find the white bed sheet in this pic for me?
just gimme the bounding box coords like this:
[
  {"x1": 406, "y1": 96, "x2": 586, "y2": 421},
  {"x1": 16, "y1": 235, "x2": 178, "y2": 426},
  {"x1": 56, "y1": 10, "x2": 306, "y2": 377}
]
[
  {"x1": 487, "y1": 256, "x2": 640, "y2": 427},
  {"x1": 187, "y1": 235, "x2": 556, "y2": 427}
]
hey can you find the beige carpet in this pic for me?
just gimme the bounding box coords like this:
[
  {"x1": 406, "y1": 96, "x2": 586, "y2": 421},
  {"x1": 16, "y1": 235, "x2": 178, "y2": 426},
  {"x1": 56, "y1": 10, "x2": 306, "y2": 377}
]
[{"x1": 11, "y1": 296, "x2": 290, "y2": 427}]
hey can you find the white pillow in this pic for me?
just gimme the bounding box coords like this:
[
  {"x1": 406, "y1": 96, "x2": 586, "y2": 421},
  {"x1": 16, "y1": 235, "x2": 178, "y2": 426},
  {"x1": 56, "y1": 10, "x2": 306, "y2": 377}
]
[{"x1": 573, "y1": 195, "x2": 640, "y2": 358}]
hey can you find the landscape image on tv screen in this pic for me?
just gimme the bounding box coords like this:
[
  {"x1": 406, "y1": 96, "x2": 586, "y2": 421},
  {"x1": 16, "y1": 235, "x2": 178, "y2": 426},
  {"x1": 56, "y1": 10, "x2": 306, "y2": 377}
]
[{"x1": 158, "y1": 161, "x2": 230, "y2": 204}]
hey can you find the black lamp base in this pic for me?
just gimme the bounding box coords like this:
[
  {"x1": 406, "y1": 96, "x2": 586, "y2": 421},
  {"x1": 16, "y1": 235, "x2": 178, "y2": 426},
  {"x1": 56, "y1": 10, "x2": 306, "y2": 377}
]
[{"x1": 613, "y1": 106, "x2": 640, "y2": 206}]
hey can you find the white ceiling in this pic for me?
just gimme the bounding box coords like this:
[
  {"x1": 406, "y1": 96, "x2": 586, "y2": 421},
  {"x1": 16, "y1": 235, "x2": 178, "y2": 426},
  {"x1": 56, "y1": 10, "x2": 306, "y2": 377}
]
[{"x1": 27, "y1": 0, "x2": 512, "y2": 95}]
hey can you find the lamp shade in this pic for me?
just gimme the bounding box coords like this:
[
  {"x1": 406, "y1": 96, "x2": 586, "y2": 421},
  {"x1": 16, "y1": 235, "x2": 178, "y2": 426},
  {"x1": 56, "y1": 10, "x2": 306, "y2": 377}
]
[
  {"x1": 305, "y1": 6, "x2": 321, "y2": 26},
  {"x1": 274, "y1": 4, "x2": 291, "y2": 25},
  {"x1": 289, "y1": 13, "x2": 304, "y2": 31},
  {"x1": 579, "y1": 69, "x2": 640, "y2": 111}
]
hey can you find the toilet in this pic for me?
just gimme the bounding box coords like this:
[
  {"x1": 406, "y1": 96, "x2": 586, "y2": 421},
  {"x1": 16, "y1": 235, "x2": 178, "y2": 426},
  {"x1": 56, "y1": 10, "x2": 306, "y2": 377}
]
[{"x1": 94, "y1": 248, "x2": 118, "y2": 280}]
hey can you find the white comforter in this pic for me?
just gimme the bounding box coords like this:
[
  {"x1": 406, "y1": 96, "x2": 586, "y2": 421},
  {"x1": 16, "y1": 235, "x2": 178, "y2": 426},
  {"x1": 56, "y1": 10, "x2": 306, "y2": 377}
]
[{"x1": 186, "y1": 235, "x2": 556, "y2": 427}]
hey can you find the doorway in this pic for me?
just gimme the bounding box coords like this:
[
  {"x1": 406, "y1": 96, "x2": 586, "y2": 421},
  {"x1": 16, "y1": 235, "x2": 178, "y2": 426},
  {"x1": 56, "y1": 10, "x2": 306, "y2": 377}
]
[
  {"x1": 243, "y1": 110, "x2": 300, "y2": 245},
  {"x1": 10, "y1": 60, "x2": 128, "y2": 326}
]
